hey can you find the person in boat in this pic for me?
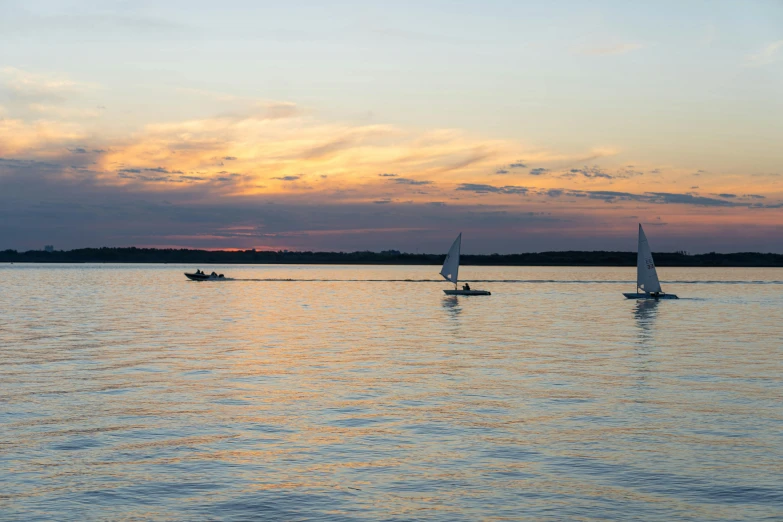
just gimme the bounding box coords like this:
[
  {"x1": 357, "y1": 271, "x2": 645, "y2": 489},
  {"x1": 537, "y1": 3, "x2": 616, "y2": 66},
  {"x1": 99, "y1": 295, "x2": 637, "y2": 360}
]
[
  {"x1": 211, "y1": 271, "x2": 217, "y2": 277},
  {"x1": 463, "y1": 283, "x2": 471, "y2": 291}
]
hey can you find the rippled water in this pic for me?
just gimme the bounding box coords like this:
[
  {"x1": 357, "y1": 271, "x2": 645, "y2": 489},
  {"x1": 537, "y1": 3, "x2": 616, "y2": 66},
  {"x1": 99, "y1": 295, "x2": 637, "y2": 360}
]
[{"x1": 1, "y1": 264, "x2": 782, "y2": 521}]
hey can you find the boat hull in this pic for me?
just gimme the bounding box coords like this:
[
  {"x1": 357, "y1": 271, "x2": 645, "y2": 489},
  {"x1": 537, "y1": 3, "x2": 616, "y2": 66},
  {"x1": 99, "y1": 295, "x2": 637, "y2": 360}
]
[
  {"x1": 623, "y1": 293, "x2": 678, "y2": 300},
  {"x1": 444, "y1": 290, "x2": 491, "y2": 296},
  {"x1": 185, "y1": 273, "x2": 223, "y2": 281}
]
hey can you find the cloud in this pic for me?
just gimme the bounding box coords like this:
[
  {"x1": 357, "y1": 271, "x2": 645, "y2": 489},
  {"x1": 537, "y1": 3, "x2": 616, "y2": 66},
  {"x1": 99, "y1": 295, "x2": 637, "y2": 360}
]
[
  {"x1": 23, "y1": 103, "x2": 104, "y2": 119},
  {"x1": 456, "y1": 183, "x2": 528, "y2": 195},
  {"x1": 567, "y1": 166, "x2": 613, "y2": 179},
  {"x1": 0, "y1": 159, "x2": 524, "y2": 251},
  {"x1": 0, "y1": 67, "x2": 97, "y2": 105},
  {"x1": 438, "y1": 147, "x2": 493, "y2": 172},
  {"x1": 527, "y1": 188, "x2": 770, "y2": 209},
  {"x1": 495, "y1": 169, "x2": 509, "y2": 174},
  {"x1": 68, "y1": 147, "x2": 87, "y2": 154},
  {"x1": 746, "y1": 194, "x2": 766, "y2": 199},
  {"x1": 718, "y1": 193, "x2": 737, "y2": 198},
  {"x1": 2, "y1": 90, "x2": 628, "y2": 207},
  {"x1": 299, "y1": 126, "x2": 392, "y2": 160},
  {"x1": 581, "y1": 43, "x2": 643, "y2": 56},
  {"x1": 0, "y1": 118, "x2": 89, "y2": 156},
  {"x1": 300, "y1": 136, "x2": 356, "y2": 160},
  {"x1": 456, "y1": 184, "x2": 501, "y2": 193},
  {"x1": 216, "y1": 173, "x2": 243, "y2": 182},
  {"x1": 617, "y1": 166, "x2": 644, "y2": 178},
  {"x1": 577, "y1": 190, "x2": 633, "y2": 201},
  {"x1": 137, "y1": 175, "x2": 171, "y2": 182},
  {"x1": 264, "y1": 102, "x2": 299, "y2": 120},
  {"x1": 746, "y1": 40, "x2": 783, "y2": 66},
  {"x1": 646, "y1": 192, "x2": 741, "y2": 207},
  {"x1": 393, "y1": 178, "x2": 432, "y2": 185},
  {"x1": 2, "y1": 156, "x2": 782, "y2": 253},
  {"x1": 3, "y1": 71, "x2": 781, "y2": 254},
  {"x1": 91, "y1": 112, "x2": 515, "y2": 197},
  {"x1": 567, "y1": 147, "x2": 621, "y2": 164},
  {"x1": 560, "y1": 165, "x2": 647, "y2": 180},
  {"x1": 113, "y1": 167, "x2": 195, "y2": 183}
]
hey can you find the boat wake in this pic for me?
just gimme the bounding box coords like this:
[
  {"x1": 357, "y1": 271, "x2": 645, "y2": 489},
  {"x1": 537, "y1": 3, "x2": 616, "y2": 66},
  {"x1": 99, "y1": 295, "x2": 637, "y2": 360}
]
[{"x1": 221, "y1": 278, "x2": 783, "y2": 285}]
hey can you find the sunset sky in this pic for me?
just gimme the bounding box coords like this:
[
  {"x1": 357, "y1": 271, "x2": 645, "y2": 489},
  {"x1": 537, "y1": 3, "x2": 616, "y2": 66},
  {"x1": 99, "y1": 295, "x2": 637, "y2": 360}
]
[{"x1": 1, "y1": 0, "x2": 781, "y2": 253}]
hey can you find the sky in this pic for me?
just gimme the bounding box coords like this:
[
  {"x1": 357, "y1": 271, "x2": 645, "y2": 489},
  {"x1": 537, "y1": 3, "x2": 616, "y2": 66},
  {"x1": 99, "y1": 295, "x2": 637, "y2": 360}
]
[{"x1": 1, "y1": 0, "x2": 782, "y2": 253}]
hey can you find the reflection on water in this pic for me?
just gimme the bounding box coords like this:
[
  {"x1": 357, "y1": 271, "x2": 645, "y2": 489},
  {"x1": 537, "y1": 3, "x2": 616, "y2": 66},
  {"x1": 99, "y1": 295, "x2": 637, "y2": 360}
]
[
  {"x1": 634, "y1": 299, "x2": 659, "y2": 336},
  {"x1": 631, "y1": 299, "x2": 660, "y2": 384},
  {"x1": 440, "y1": 295, "x2": 462, "y2": 317},
  {"x1": 1, "y1": 264, "x2": 782, "y2": 521}
]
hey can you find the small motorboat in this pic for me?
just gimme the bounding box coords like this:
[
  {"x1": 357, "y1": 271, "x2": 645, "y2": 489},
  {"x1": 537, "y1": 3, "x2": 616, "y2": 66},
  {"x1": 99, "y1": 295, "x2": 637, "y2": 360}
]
[{"x1": 185, "y1": 271, "x2": 225, "y2": 281}]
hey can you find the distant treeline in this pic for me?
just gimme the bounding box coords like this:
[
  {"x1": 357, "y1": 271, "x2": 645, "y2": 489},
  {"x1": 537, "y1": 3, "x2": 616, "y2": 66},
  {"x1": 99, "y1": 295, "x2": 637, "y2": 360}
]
[{"x1": 2, "y1": 247, "x2": 783, "y2": 266}]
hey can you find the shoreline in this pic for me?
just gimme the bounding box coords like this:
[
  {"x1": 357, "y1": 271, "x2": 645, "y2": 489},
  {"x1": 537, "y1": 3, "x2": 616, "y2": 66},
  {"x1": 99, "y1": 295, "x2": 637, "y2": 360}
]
[{"x1": 2, "y1": 248, "x2": 783, "y2": 267}]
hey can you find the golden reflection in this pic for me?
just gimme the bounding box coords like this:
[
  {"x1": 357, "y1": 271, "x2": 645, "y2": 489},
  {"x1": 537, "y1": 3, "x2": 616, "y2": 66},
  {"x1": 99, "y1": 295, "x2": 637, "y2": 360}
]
[{"x1": 3, "y1": 265, "x2": 783, "y2": 520}]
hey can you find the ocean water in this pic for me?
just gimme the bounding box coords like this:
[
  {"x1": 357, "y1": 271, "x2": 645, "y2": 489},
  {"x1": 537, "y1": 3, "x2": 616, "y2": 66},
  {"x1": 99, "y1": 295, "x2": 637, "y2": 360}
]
[{"x1": 1, "y1": 264, "x2": 781, "y2": 521}]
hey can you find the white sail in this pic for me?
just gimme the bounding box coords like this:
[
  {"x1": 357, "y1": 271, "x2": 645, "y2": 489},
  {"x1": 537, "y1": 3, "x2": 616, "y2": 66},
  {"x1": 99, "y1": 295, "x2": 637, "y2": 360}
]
[
  {"x1": 637, "y1": 224, "x2": 662, "y2": 294},
  {"x1": 440, "y1": 233, "x2": 461, "y2": 284}
]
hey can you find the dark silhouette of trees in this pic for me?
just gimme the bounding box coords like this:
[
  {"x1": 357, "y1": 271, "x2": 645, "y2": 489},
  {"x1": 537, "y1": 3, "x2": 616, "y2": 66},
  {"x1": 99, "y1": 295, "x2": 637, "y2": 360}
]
[{"x1": 1, "y1": 247, "x2": 781, "y2": 267}]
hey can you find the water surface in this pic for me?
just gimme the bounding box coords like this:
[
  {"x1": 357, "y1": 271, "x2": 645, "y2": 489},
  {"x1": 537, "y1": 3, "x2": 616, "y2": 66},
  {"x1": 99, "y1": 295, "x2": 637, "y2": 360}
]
[{"x1": 1, "y1": 264, "x2": 782, "y2": 520}]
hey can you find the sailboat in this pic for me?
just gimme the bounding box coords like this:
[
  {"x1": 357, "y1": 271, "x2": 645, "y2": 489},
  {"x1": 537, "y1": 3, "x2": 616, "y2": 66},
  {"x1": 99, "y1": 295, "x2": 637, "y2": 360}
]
[
  {"x1": 623, "y1": 224, "x2": 678, "y2": 300},
  {"x1": 440, "y1": 233, "x2": 491, "y2": 296}
]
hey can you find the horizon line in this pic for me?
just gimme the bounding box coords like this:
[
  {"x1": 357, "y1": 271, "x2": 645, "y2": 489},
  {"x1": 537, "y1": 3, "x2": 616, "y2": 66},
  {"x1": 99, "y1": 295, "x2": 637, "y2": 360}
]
[{"x1": 3, "y1": 247, "x2": 782, "y2": 256}]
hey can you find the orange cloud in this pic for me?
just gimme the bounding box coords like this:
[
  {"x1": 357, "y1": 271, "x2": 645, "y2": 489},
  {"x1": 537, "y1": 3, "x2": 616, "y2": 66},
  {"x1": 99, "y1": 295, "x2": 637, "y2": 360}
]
[
  {"x1": 2, "y1": 70, "x2": 781, "y2": 242},
  {"x1": 0, "y1": 118, "x2": 89, "y2": 156}
]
